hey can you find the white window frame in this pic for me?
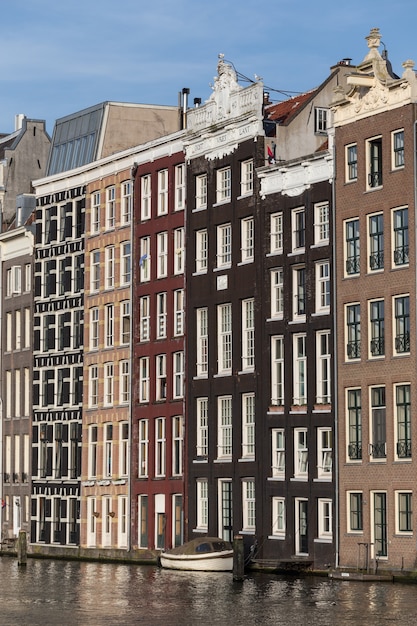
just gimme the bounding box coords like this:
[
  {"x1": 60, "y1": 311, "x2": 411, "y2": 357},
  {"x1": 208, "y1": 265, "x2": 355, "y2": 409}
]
[
  {"x1": 314, "y1": 202, "x2": 329, "y2": 244},
  {"x1": 217, "y1": 303, "x2": 232, "y2": 375},
  {"x1": 317, "y1": 427, "x2": 332, "y2": 479},
  {"x1": 216, "y1": 166, "x2": 231, "y2": 204},
  {"x1": 271, "y1": 428, "x2": 285, "y2": 479},
  {"x1": 157, "y1": 231, "x2": 168, "y2": 278},
  {"x1": 271, "y1": 335, "x2": 284, "y2": 406},
  {"x1": 241, "y1": 217, "x2": 254, "y2": 263},
  {"x1": 196, "y1": 479, "x2": 208, "y2": 530},
  {"x1": 173, "y1": 351, "x2": 184, "y2": 399},
  {"x1": 90, "y1": 250, "x2": 100, "y2": 292},
  {"x1": 242, "y1": 479, "x2": 256, "y2": 532},
  {"x1": 105, "y1": 186, "x2": 116, "y2": 229},
  {"x1": 318, "y1": 498, "x2": 333, "y2": 541},
  {"x1": 270, "y1": 212, "x2": 283, "y2": 255},
  {"x1": 217, "y1": 223, "x2": 232, "y2": 268},
  {"x1": 242, "y1": 298, "x2": 255, "y2": 371},
  {"x1": 120, "y1": 241, "x2": 131, "y2": 285},
  {"x1": 271, "y1": 497, "x2": 286, "y2": 538},
  {"x1": 91, "y1": 192, "x2": 100, "y2": 233},
  {"x1": 156, "y1": 292, "x2": 167, "y2": 339},
  {"x1": 195, "y1": 228, "x2": 208, "y2": 274},
  {"x1": 174, "y1": 227, "x2": 185, "y2": 275},
  {"x1": 141, "y1": 174, "x2": 151, "y2": 220},
  {"x1": 195, "y1": 174, "x2": 207, "y2": 210},
  {"x1": 90, "y1": 307, "x2": 99, "y2": 350},
  {"x1": 395, "y1": 490, "x2": 412, "y2": 535},
  {"x1": 346, "y1": 143, "x2": 358, "y2": 182},
  {"x1": 294, "y1": 428, "x2": 308, "y2": 478},
  {"x1": 270, "y1": 268, "x2": 284, "y2": 319},
  {"x1": 347, "y1": 491, "x2": 363, "y2": 533},
  {"x1": 196, "y1": 307, "x2": 208, "y2": 377},
  {"x1": 293, "y1": 334, "x2": 307, "y2": 405},
  {"x1": 314, "y1": 107, "x2": 328, "y2": 133},
  {"x1": 172, "y1": 415, "x2": 183, "y2": 476},
  {"x1": 292, "y1": 266, "x2": 306, "y2": 320},
  {"x1": 157, "y1": 169, "x2": 168, "y2": 216},
  {"x1": 139, "y1": 296, "x2": 150, "y2": 342},
  {"x1": 121, "y1": 181, "x2": 132, "y2": 224},
  {"x1": 103, "y1": 362, "x2": 114, "y2": 407},
  {"x1": 155, "y1": 417, "x2": 166, "y2": 477},
  {"x1": 88, "y1": 424, "x2": 98, "y2": 479},
  {"x1": 392, "y1": 129, "x2": 405, "y2": 170},
  {"x1": 138, "y1": 419, "x2": 149, "y2": 477},
  {"x1": 155, "y1": 354, "x2": 167, "y2": 401},
  {"x1": 88, "y1": 365, "x2": 98, "y2": 408},
  {"x1": 217, "y1": 395, "x2": 232, "y2": 459},
  {"x1": 240, "y1": 159, "x2": 253, "y2": 196},
  {"x1": 174, "y1": 163, "x2": 185, "y2": 211},
  {"x1": 173, "y1": 289, "x2": 184, "y2": 337},
  {"x1": 392, "y1": 206, "x2": 409, "y2": 268},
  {"x1": 104, "y1": 303, "x2": 114, "y2": 348},
  {"x1": 104, "y1": 246, "x2": 115, "y2": 289},
  {"x1": 196, "y1": 397, "x2": 208, "y2": 457},
  {"x1": 120, "y1": 300, "x2": 130, "y2": 345},
  {"x1": 316, "y1": 330, "x2": 331, "y2": 404},
  {"x1": 139, "y1": 236, "x2": 150, "y2": 282},
  {"x1": 138, "y1": 357, "x2": 150, "y2": 403},
  {"x1": 103, "y1": 423, "x2": 113, "y2": 478},
  {"x1": 119, "y1": 360, "x2": 130, "y2": 405},
  {"x1": 242, "y1": 393, "x2": 255, "y2": 459},
  {"x1": 291, "y1": 207, "x2": 305, "y2": 252},
  {"x1": 315, "y1": 260, "x2": 330, "y2": 314}
]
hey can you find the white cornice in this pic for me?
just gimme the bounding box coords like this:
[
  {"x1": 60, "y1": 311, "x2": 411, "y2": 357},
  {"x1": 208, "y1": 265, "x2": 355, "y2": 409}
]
[{"x1": 258, "y1": 153, "x2": 333, "y2": 198}]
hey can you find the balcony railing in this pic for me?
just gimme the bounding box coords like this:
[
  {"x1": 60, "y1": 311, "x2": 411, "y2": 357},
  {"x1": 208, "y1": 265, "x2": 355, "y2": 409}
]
[
  {"x1": 369, "y1": 442, "x2": 386, "y2": 459},
  {"x1": 394, "y1": 245, "x2": 409, "y2": 265},
  {"x1": 397, "y1": 440, "x2": 412, "y2": 458},
  {"x1": 347, "y1": 340, "x2": 361, "y2": 359},
  {"x1": 369, "y1": 250, "x2": 384, "y2": 270},
  {"x1": 348, "y1": 442, "x2": 362, "y2": 460},
  {"x1": 370, "y1": 337, "x2": 384, "y2": 357},
  {"x1": 346, "y1": 255, "x2": 360, "y2": 275},
  {"x1": 395, "y1": 332, "x2": 410, "y2": 353}
]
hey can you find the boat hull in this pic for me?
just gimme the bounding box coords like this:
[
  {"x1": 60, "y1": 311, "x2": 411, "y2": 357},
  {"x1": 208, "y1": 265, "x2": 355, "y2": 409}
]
[{"x1": 160, "y1": 551, "x2": 233, "y2": 572}]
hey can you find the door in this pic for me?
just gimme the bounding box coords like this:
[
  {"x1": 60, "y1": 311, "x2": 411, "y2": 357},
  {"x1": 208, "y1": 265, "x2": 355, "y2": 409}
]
[
  {"x1": 219, "y1": 480, "x2": 233, "y2": 542},
  {"x1": 296, "y1": 499, "x2": 308, "y2": 555}
]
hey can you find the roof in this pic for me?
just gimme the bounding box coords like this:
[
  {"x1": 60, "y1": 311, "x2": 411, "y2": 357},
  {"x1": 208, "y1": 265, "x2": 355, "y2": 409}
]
[{"x1": 265, "y1": 89, "x2": 317, "y2": 125}]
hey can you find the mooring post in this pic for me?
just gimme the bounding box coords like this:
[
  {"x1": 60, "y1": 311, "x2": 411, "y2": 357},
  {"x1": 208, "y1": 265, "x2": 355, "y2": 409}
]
[
  {"x1": 233, "y1": 535, "x2": 244, "y2": 581},
  {"x1": 17, "y1": 530, "x2": 27, "y2": 566}
]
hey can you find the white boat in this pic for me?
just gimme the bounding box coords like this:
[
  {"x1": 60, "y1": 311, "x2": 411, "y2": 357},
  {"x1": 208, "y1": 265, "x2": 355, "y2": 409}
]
[{"x1": 160, "y1": 537, "x2": 233, "y2": 572}]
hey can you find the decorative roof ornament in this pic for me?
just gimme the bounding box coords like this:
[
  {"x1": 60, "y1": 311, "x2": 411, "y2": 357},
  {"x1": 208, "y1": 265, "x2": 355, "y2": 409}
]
[{"x1": 208, "y1": 53, "x2": 241, "y2": 120}]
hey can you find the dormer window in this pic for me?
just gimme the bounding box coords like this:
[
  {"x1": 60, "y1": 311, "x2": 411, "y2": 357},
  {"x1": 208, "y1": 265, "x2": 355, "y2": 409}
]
[{"x1": 314, "y1": 108, "x2": 328, "y2": 134}]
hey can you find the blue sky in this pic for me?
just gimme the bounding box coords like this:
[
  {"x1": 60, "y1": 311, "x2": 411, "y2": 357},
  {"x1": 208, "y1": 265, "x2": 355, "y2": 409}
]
[{"x1": 1, "y1": 0, "x2": 417, "y2": 134}]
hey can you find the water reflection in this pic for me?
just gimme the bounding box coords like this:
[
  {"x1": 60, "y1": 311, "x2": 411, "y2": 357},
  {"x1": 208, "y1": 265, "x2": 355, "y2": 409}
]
[{"x1": 1, "y1": 557, "x2": 417, "y2": 625}]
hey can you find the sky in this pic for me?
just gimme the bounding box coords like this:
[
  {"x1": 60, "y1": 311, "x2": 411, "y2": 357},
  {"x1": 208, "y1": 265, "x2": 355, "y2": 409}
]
[{"x1": 1, "y1": 0, "x2": 417, "y2": 135}]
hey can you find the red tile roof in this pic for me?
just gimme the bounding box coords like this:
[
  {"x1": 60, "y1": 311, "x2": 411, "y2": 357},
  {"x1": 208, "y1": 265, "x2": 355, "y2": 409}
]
[{"x1": 265, "y1": 89, "x2": 317, "y2": 125}]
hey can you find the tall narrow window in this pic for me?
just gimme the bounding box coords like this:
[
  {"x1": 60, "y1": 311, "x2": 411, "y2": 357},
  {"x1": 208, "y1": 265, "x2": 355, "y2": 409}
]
[
  {"x1": 120, "y1": 241, "x2": 131, "y2": 285},
  {"x1": 141, "y1": 175, "x2": 151, "y2": 220},
  {"x1": 316, "y1": 330, "x2": 331, "y2": 404},
  {"x1": 120, "y1": 300, "x2": 130, "y2": 345},
  {"x1": 394, "y1": 295, "x2": 410, "y2": 354},
  {"x1": 103, "y1": 362, "x2": 114, "y2": 406},
  {"x1": 271, "y1": 336, "x2": 284, "y2": 406},
  {"x1": 272, "y1": 497, "x2": 286, "y2": 537},
  {"x1": 172, "y1": 415, "x2": 183, "y2": 476},
  {"x1": 121, "y1": 181, "x2": 132, "y2": 224},
  {"x1": 90, "y1": 250, "x2": 100, "y2": 292},
  {"x1": 157, "y1": 232, "x2": 168, "y2": 278},
  {"x1": 373, "y1": 492, "x2": 387, "y2": 557},
  {"x1": 91, "y1": 192, "x2": 100, "y2": 233},
  {"x1": 393, "y1": 207, "x2": 409, "y2": 266},
  {"x1": 271, "y1": 429, "x2": 285, "y2": 478},
  {"x1": 242, "y1": 480, "x2": 256, "y2": 532},
  {"x1": 104, "y1": 246, "x2": 115, "y2": 289},
  {"x1": 315, "y1": 261, "x2": 330, "y2": 314},
  {"x1": 174, "y1": 164, "x2": 185, "y2": 211},
  {"x1": 347, "y1": 388, "x2": 362, "y2": 461},
  {"x1": 139, "y1": 296, "x2": 150, "y2": 342},
  {"x1": 156, "y1": 292, "x2": 167, "y2": 339},
  {"x1": 105, "y1": 304, "x2": 114, "y2": 348},
  {"x1": 139, "y1": 236, "x2": 150, "y2": 282},
  {"x1": 270, "y1": 212, "x2": 283, "y2": 254},
  {"x1": 370, "y1": 387, "x2": 386, "y2": 460},
  {"x1": 369, "y1": 300, "x2": 384, "y2": 357},
  {"x1": 196, "y1": 308, "x2": 208, "y2": 377},
  {"x1": 104, "y1": 423, "x2": 113, "y2": 477},
  {"x1": 119, "y1": 360, "x2": 130, "y2": 404},
  {"x1": 314, "y1": 202, "x2": 329, "y2": 244},
  {"x1": 367, "y1": 136, "x2": 383, "y2": 189},
  {"x1": 240, "y1": 159, "x2": 253, "y2": 196},
  {"x1": 216, "y1": 167, "x2": 231, "y2": 203},
  {"x1": 106, "y1": 186, "x2": 116, "y2": 229},
  {"x1": 270, "y1": 268, "x2": 284, "y2": 319},
  {"x1": 174, "y1": 227, "x2": 185, "y2": 275},
  {"x1": 368, "y1": 213, "x2": 384, "y2": 271},
  {"x1": 138, "y1": 357, "x2": 150, "y2": 403},
  {"x1": 217, "y1": 223, "x2": 232, "y2": 268},
  {"x1": 156, "y1": 354, "x2": 167, "y2": 401},
  {"x1": 397, "y1": 492, "x2": 412, "y2": 533},
  {"x1": 195, "y1": 229, "x2": 208, "y2": 273},
  {"x1": 195, "y1": 174, "x2": 207, "y2": 210},
  {"x1": 346, "y1": 143, "x2": 358, "y2": 182},
  {"x1": 346, "y1": 303, "x2": 361, "y2": 360},
  {"x1": 242, "y1": 393, "x2": 255, "y2": 459},
  {"x1": 392, "y1": 129, "x2": 404, "y2": 169},
  {"x1": 155, "y1": 417, "x2": 166, "y2": 477},
  {"x1": 294, "y1": 428, "x2": 308, "y2": 478},
  {"x1": 241, "y1": 217, "x2": 254, "y2": 263},
  {"x1": 318, "y1": 499, "x2": 332, "y2": 540},
  {"x1": 196, "y1": 397, "x2": 208, "y2": 457},
  {"x1": 396, "y1": 384, "x2": 411, "y2": 459},
  {"x1": 292, "y1": 208, "x2": 305, "y2": 251},
  {"x1": 173, "y1": 351, "x2": 184, "y2": 399},
  {"x1": 89, "y1": 365, "x2": 98, "y2": 407},
  {"x1": 138, "y1": 420, "x2": 149, "y2": 477},
  {"x1": 217, "y1": 396, "x2": 232, "y2": 459},
  {"x1": 293, "y1": 334, "x2": 306, "y2": 405},
  {"x1": 293, "y1": 266, "x2": 306, "y2": 318},
  {"x1": 345, "y1": 218, "x2": 360, "y2": 275},
  {"x1": 242, "y1": 298, "x2": 255, "y2": 371},
  {"x1": 157, "y1": 169, "x2": 168, "y2": 215},
  {"x1": 90, "y1": 307, "x2": 99, "y2": 350},
  {"x1": 348, "y1": 492, "x2": 363, "y2": 532},
  {"x1": 317, "y1": 428, "x2": 332, "y2": 478},
  {"x1": 88, "y1": 425, "x2": 98, "y2": 478},
  {"x1": 217, "y1": 303, "x2": 232, "y2": 374},
  {"x1": 173, "y1": 289, "x2": 184, "y2": 337},
  {"x1": 196, "y1": 480, "x2": 208, "y2": 530}
]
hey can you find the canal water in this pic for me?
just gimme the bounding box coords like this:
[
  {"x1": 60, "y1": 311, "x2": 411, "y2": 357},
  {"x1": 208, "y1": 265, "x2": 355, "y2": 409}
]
[{"x1": 1, "y1": 557, "x2": 417, "y2": 625}]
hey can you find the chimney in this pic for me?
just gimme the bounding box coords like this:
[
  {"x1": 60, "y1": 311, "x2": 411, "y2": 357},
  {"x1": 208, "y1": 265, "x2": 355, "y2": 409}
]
[{"x1": 15, "y1": 114, "x2": 25, "y2": 131}]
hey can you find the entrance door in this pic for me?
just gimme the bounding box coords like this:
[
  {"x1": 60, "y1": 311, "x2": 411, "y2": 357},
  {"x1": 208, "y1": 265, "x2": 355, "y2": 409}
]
[
  {"x1": 296, "y1": 499, "x2": 308, "y2": 555},
  {"x1": 219, "y1": 480, "x2": 233, "y2": 542}
]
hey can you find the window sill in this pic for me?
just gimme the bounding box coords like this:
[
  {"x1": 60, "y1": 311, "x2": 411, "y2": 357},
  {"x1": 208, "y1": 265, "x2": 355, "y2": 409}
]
[
  {"x1": 268, "y1": 534, "x2": 285, "y2": 541},
  {"x1": 314, "y1": 537, "x2": 332, "y2": 544},
  {"x1": 238, "y1": 457, "x2": 255, "y2": 463},
  {"x1": 290, "y1": 476, "x2": 308, "y2": 482},
  {"x1": 267, "y1": 476, "x2": 285, "y2": 482}
]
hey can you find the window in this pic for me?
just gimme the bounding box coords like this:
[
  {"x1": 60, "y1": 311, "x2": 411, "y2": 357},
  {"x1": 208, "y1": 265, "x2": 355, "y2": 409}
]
[
  {"x1": 173, "y1": 351, "x2": 184, "y2": 399},
  {"x1": 8, "y1": 265, "x2": 21, "y2": 295},
  {"x1": 196, "y1": 308, "x2": 208, "y2": 377},
  {"x1": 241, "y1": 217, "x2": 254, "y2": 263},
  {"x1": 120, "y1": 360, "x2": 130, "y2": 404},
  {"x1": 368, "y1": 213, "x2": 384, "y2": 271},
  {"x1": 293, "y1": 334, "x2": 307, "y2": 405},
  {"x1": 104, "y1": 304, "x2": 114, "y2": 348},
  {"x1": 174, "y1": 164, "x2": 185, "y2": 211},
  {"x1": 88, "y1": 425, "x2": 98, "y2": 478},
  {"x1": 272, "y1": 497, "x2": 285, "y2": 537},
  {"x1": 395, "y1": 384, "x2": 411, "y2": 459},
  {"x1": 196, "y1": 398, "x2": 208, "y2": 457},
  {"x1": 396, "y1": 492, "x2": 412, "y2": 533},
  {"x1": 104, "y1": 423, "x2": 113, "y2": 477},
  {"x1": 367, "y1": 136, "x2": 383, "y2": 189},
  {"x1": 138, "y1": 420, "x2": 149, "y2": 477},
  {"x1": 314, "y1": 107, "x2": 328, "y2": 133},
  {"x1": 346, "y1": 303, "x2": 361, "y2": 360},
  {"x1": 271, "y1": 336, "x2": 284, "y2": 407},
  {"x1": 139, "y1": 296, "x2": 150, "y2": 342},
  {"x1": 196, "y1": 479, "x2": 208, "y2": 530},
  {"x1": 270, "y1": 268, "x2": 284, "y2": 319},
  {"x1": 293, "y1": 266, "x2": 306, "y2": 319},
  {"x1": 157, "y1": 169, "x2": 168, "y2": 215},
  {"x1": 348, "y1": 492, "x2": 363, "y2": 532},
  {"x1": 242, "y1": 298, "x2": 255, "y2": 371},
  {"x1": 242, "y1": 479, "x2": 256, "y2": 532},
  {"x1": 141, "y1": 175, "x2": 151, "y2": 220},
  {"x1": 292, "y1": 208, "x2": 305, "y2": 251},
  {"x1": 90, "y1": 250, "x2": 100, "y2": 292},
  {"x1": 316, "y1": 330, "x2": 331, "y2": 404},
  {"x1": 394, "y1": 295, "x2": 410, "y2": 354},
  {"x1": 317, "y1": 428, "x2": 332, "y2": 479},
  {"x1": 120, "y1": 241, "x2": 131, "y2": 285},
  {"x1": 172, "y1": 415, "x2": 183, "y2": 476},
  {"x1": 369, "y1": 299, "x2": 384, "y2": 357},
  {"x1": 217, "y1": 396, "x2": 232, "y2": 459},
  {"x1": 217, "y1": 303, "x2": 232, "y2": 374},
  {"x1": 173, "y1": 289, "x2": 184, "y2": 336},
  {"x1": 174, "y1": 227, "x2": 185, "y2": 274},
  {"x1": 121, "y1": 181, "x2": 132, "y2": 224},
  {"x1": 271, "y1": 429, "x2": 285, "y2": 478},
  {"x1": 370, "y1": 386, "x2": 386, "y2": 460},
  {"x1": 347, "y1": 388, "x2": 362, "y2": 461},
  {"x1": 103, "y1": 362, "x2": 114, "y2": 406},
  {"x1": 89, "y1": 308, "x2": 99, "y2": 350},
  {"x1": 15, "y1": 310, "x2": 21, "y2": 350},
  {"x1": 240, "y1": 159, "x2": 253, "y2": 196},
  {"x1": 91, "y1": 192, "x2": 100, "y2": 233},
  {"x1": 294, "y1": 428, "x2": 308, "y2": 478},
  {"x1": 314, "y1": 202, "x2": 329, "y2": 244},
  {"x1": 216, "y1": 167, "x2": 231, "y2": 203},
  {"x1": 345, "y1": 218, "x2": 360, "y2": 275},
  {"x1": 106, "y1": 186, "x2": 116, "y2": 229},
  {"x1": 392, "y1": 129, "x2": 404, "y2": 169},
  {"x1": 318, "y1": 499, "x2": 332, "y2": 540},
  {"x1": 25, "y1": 264, "x2": 31, "y2": 293},
  {"x1": 89, "y1": 365, "x2": 98, "y2": 407},
  {"x1": 217, "y1": 223, "x2": 232, "y2": 268},
  {"x1": 373, "y1": 492, "x2": 387, "y2": 557},
  {"x1": 156, "y1": 354, "x2": 167, "y2": 401},
  {"x1": 139, "y1": 236, "x2": 150, "y2": 282},
  {"x1": 138, "y1": 495, "x2": 148, "y2": 547},
  {"x1": 6, "y1": 313, "x2": 12, "y2": 352},
  {"x1": 155, "y1": 417, "x2": 166, "y2": 477},
  {"x1": 270, "y1": 212, "x2": 283, "y2": 254},
  {"x1": 315, "y1": 261, "x2": 330, "y2": 314},
  {"x1": 242, "y1": 393, "x2": 255, "y2": 459},
  {"x1": 139, "y1": 357, "x2": 150, "y2": 403},
  {"x1": 104, "y1": 246, "x2": 115, "y2": 289},
  {"x1": 393, "y1": 207, "x2": 409, "y2": 266},
  {"x1": 195, "y1": 174, "x2": 207, "y2": 210},
  {"x1": 120, "y1": 300, "x2": 130, "y2": 345},
  {"x1": 195, "y1": 229, "x2": 208, "y2": 273},
  {"x1": 157, "y1": 232, "x2": 168, "y2": 278},
  {"x1": 156, "y1": 292, "x2": 167, "y2": 339},
  {"x1": 346, "y1": 143, "x2": 358, "y2": 181}
]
